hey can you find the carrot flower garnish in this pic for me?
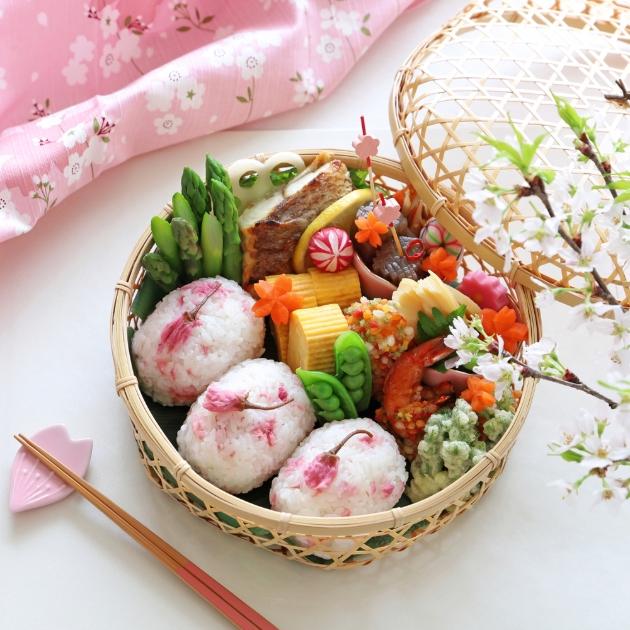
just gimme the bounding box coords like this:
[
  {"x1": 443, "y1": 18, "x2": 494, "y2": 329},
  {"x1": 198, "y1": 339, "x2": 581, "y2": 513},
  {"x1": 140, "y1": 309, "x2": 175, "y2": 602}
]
[
  {"x1": 480, "y1": 306, "x2": 528, "y2": 354},
  {"x1": 421, "y1": 247, "x2": 459, "y2": 282},
  {"x1": 461, "y1": 376, "x2": 496, "y2": 412},
  {"x1": 355, "y1": 211, "x2": 389, "y2": 247},
  {"x1": 252, "y1": 274, "x2": 304, "y2": 325}
]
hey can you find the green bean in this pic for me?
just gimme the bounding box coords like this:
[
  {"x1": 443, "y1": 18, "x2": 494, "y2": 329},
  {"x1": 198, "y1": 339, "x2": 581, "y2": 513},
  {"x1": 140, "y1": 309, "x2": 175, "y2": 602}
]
[
  {"x1": 334, "y1": 331, "x2": 373, "y2": 412},
  {"x1": 297, "y1": 368, "x2": 357, "y2": 424}
]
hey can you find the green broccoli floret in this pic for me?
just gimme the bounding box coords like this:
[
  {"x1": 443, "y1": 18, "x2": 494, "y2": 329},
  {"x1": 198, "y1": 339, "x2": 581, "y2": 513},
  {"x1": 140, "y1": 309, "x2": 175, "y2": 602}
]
[
  {"x1": 441, "y1": 440, "x2": 472, "y2": 480},
  {"x1": 448, "y1": 398, "x2": 479, "y2": 443},
  {"x1": 496, "y1": 387, "x2": 515, "y2": 412}
]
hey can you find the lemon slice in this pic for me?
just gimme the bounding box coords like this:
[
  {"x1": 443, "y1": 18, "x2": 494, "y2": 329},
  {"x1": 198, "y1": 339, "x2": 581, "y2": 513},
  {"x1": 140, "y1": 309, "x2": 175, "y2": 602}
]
[{"x1": 292, "y1": 188, "x2": 373, "y2": 273}]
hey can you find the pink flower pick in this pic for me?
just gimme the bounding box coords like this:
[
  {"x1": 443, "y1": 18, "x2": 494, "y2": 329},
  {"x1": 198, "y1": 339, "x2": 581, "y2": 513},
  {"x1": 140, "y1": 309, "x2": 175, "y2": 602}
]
[
  {"x1": 10, "y1": 424, "x2": 92, "y2": 513},
  {"x1": 352, "y1": 133, "x2": 380, "y2": 160},
  {"x1": 374, "y1": 196, "x2": 401, "y2": 226}
]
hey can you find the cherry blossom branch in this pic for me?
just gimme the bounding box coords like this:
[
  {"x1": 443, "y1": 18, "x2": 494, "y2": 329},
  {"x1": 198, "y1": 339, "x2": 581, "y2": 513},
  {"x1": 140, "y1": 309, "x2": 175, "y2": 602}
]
[
  {"x1": 604, "y1": 78, "x2": 630, "y2": 104},
  {"x1": 506, "y1": 352, "x2": 619, "y2": 408},
  {"x1": 519, "y1": 176, "x2": 621, "y2": 306},
  {"x1": 576, "y1": 134, "x2": 617, "y2": 199}
]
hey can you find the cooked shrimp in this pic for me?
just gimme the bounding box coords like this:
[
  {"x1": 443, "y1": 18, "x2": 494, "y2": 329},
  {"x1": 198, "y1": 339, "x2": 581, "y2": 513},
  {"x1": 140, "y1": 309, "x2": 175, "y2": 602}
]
[
  {"x1": 382, "y1": 337, "x2": 453, "y2": 418},
  {"x1": 376, "y1": 337, "x2": 455, "y2": 453}
]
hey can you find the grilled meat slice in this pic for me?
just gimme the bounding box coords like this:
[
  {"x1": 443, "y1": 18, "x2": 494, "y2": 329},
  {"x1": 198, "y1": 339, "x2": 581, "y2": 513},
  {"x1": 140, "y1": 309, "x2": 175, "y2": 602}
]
[{"x1": 239, "y1": 155, "x2": 353, "y2": 287}]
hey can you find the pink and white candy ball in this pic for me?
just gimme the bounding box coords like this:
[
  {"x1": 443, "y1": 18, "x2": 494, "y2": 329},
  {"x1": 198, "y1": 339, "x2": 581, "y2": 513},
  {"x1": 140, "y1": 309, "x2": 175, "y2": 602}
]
[
  {"x1": 308, "y1": 228, "x2": 354, "y2": 273},
  {"x1": 420, "y1": 218, "x2": 463, "y2": 257}
]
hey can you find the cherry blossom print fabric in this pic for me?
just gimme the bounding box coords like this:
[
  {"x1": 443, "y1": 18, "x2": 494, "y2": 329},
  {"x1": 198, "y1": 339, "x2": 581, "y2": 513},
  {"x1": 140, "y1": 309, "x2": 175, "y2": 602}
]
[{"x1": 0, "y1": 0, "x2": 420, "y2": 244}]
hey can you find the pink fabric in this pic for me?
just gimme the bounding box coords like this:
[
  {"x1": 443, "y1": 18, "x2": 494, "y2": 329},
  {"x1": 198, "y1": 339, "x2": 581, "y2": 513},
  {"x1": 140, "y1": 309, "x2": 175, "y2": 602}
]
[{"x1": 0, "y1": 0, "x2": 418, "y2": 244}]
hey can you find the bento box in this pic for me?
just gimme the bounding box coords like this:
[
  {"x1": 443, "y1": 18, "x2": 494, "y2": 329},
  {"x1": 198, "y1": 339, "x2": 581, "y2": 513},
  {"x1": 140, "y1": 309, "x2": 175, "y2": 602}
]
[{"x1": 111, "y1": 148, "x2": 541, "y2": 570}]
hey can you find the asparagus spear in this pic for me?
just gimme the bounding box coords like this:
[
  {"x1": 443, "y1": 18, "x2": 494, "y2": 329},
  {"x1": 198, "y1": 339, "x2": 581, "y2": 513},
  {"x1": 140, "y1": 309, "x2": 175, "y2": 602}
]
[
  {"x1": 172, "y1": 192, "x2": 198, "y2": 234},
  {"x1": 171, "y1": 217, "x2": 203, "y2": 280},
  {"x1": 142, "y1": 252, "x2": 179, "y2": 292},
  {"x1": 150, "y1": 216, "x2": 183, "y2": 274},
  {"x1": 206, "y1": 154, "x2": 232, "y2": 192},
  {"x1": 131, "y1": 275, "x2": 167, "y2": 320},
  {"x1": 181, "y1": 166, "x2": 209, "y2": 224},
  {"x1": 209, "y1": 179, "x2": 242, "y2": 283},
  {"x1": 200, "y1": 212, "x2": 223, "y2": 277}
]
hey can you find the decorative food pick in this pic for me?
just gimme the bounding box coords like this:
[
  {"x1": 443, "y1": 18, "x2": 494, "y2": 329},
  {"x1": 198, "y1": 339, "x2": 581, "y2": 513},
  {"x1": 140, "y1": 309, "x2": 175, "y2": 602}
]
[
  {"x1": 308, "y1": 227, "x2": 354, "y2": 273},
  {"x1": 375, "y1": 191, "x2": 404, "y2": 257},
  {"x1": 352, "y1": 115, "x2": 380, "y2": 209},
  {"x1": 10, "y1": 424, "x2": 92, "y2": 512},
  {"x1": 252, "y1": 274, "x2": 304, "y2": 325},
  {"x1": 457, "y1": 269, "x2": 510, "y2": 311},
  {"x1": 420, "y1": 218, "x2": 463, "y2": 258},
  {"x1": 355, "y1": 211, "x2": 388, "y2": 247}
]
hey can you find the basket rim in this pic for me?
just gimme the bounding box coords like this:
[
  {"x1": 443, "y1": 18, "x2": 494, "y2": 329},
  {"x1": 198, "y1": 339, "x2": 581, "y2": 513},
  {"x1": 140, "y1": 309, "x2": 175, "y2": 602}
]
[
  {"x1": 111, "y1": 149, "x2": 541, "y2": 536},
  {"x1": 387, "y1": 0, "x2": 613, "y2": 309}
]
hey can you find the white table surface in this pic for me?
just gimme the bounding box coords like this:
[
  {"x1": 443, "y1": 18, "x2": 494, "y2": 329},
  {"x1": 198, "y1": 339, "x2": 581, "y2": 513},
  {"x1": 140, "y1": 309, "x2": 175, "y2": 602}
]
[{"x1": 2, "y1": 1, "x2": 629, "y2": 628}]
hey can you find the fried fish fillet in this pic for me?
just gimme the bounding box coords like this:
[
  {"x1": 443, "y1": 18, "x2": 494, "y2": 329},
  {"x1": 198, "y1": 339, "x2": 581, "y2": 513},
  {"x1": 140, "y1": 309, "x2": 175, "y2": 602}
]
[{"x1": 238, "y1": 152, "x2": 353, "y2": 287}]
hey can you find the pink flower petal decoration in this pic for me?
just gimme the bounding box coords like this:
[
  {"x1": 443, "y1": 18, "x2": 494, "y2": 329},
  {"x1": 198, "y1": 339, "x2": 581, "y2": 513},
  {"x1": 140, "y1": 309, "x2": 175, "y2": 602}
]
[
  {"x1": 10, "y1": 424, "x2": 92, "y2": 513},
  {"x1": 203, "y1": 386, "x2": 247, "y2": 413},
  {"x1": 374, "y1": 197, "x2": 401, "y2": 226},
  {"x1": 303, "y1": 452, "x2": 339, "y2": 491},
  {"x1": 308, "y1": 227, "x2": 353, "y2": 273},
  {"x1": 457, "y1": 269, "x2": 510, "y2": 311},
  {"x1": 352, "y1": 133, "x2": 380, "y2": 159}
]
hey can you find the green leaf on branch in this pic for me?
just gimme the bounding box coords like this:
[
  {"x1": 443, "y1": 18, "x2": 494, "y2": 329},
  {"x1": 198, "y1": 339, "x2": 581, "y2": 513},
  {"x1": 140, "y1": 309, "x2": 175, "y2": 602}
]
[
  {"x1": 361, "y1": 27, "x2": 371, "y2": 36},
  {"x1": 614, "y1": 191, "x2": 630, "y2": 204},
  {"x1": 416, "y1": 304, "x2": 467, "y2": 342},
  {"x1": 559, "y1": 449, "x2": 583, "y2": 463},
  {"x1": 177, "y1": 26, "x2": 191, "y2": 32},
  {"x1": 236, "y1": 95, "x2": 248, "y2": 103},
  {"x1": 93, "y1": 118, "x2": 100, "y2": 134},
  {"x1": 594, "y1": 180, "x2": 630, "y2": 190},
  {"x1": 551, "y1": 90, "x2": 587, "y2": 139},
  {"x1": 296, "y1": 71, "x2": 302, "y2": 81},
  {"x1": 363, "y1": 13, "x2": 370, "y2": 22},
  {"x1": 533, "y1": 168, "x2": 556, "y2": 184},
  {"x1": 124, "y1": 15, "x2": 132, "y2": 27},
  {"x1": 202, "y1": 15, "x2": 214, "y2": 24},
  {"x1": 101, "y1": 136, "x2": 110, "y2": 143}
]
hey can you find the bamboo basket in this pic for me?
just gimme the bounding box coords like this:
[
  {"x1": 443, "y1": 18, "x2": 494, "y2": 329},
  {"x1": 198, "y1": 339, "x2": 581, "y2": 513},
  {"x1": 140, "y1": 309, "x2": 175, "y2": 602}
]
[
  {"x1": 390, "y1": 0, "x2": 630, "y2": 308},
  {"x1": 111, "y1": 150, "x2": 542, "y2": 570}
]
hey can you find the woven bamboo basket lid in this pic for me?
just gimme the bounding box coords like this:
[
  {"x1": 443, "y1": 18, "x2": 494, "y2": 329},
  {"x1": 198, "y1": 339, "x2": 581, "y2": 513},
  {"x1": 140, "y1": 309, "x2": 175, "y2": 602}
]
[{"x1": 391, "y1": 0, "x2": 630, "y2": 307}]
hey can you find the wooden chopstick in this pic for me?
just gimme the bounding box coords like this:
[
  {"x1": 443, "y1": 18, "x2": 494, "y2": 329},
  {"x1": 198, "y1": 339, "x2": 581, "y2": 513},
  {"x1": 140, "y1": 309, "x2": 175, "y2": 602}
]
[{"x1": 15, "y1": 434, "x2": 277, "y2": 630}]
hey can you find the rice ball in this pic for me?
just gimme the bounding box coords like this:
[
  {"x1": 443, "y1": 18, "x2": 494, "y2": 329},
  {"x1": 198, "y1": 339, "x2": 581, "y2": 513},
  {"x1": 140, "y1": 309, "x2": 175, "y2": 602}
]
[
  {"x1": 177, "y1": 359, "x2": 316, "y2": 494},
  {"x1": 270, "y1": 418, "x2": 408, "y2": 517},
  {"x1": 132, "y1": 277, "x2": 264, "y2": 406}
]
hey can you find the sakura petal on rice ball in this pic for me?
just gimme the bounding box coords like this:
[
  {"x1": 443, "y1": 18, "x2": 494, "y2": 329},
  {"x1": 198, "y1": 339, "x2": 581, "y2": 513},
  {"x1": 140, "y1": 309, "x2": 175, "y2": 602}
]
[
  {"x1": 177, "y1": 359, "x2": 316, "y2": 494},
  {"x1": 270, "y1": 418, "x2": 408, "y2": 517},
  {"x1": 131, "y1": 277, "x2": 264, "y2": 406}
]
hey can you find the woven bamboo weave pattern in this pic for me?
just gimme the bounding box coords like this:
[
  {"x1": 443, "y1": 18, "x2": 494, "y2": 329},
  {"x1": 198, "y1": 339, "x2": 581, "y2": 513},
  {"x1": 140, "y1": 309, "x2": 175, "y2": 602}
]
[
  {"x1": 111, "y1": 150, "x2": 541, "y2": 569},
  {"x1": 391, "y1": 0, "x2": 630, "y2": 307}
]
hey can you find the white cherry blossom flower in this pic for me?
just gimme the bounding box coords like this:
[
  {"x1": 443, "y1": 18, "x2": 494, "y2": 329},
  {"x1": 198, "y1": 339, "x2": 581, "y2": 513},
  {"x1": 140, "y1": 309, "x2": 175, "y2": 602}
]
[
  {"x1": 592, "y1": 483, "x2": 626, "y2": 516},
  {"x1": 62, "y1": 57, "x2": 88, "y2": 86},
  {"x1": 606, "y1": 227, "x2": 630, "y2": 271},
  {"x1": 338, "y1": 10, "x2": 362, "y2": 35},
  {"x1": 594, "y1": 202, "x2": 623, "y2": 231},
  {"x1": 523, "y1": 336, "x2": 556, "y2": 368},
  {"x1": 567, "y1": 302, "x2": 616, "y2": 334},
  {"x1": 0, "y1": 67, "x2": 6, "y2": 90},
  {"x1": 559, "y1": 228, "x2": 608, "y2": 272},
  {"x1": 35, "y1": 111, "x2": 63, "y2": 129},
  {"x1": 236, "y1": 47, "x2": 266, "y2": 80},
  {"x1": 0, "y1": 188, "x2": 16, "y2": 218},
  {"x1": 82, "y1": 135, "x2": 107, "y2": 166},
  {"x1": 154, "y1": 113, "x2": 182, "y2": 136},
  {"x1": 100, "y1": 5, "x2": 120, "y2": 39},
  {"x1": 115, "y1": 29, "x2": 141, "y2": 63},
  {"x1": 69, "y1": 35, "x2": 95, "y2": 62},
  {"x1": 177, "y1": 76, "x2": 205, "y2": 110},
  {"x1": 320, "y1": 7, "x2": 338, "y2": 30},
  {"x1": 547, "y1": 480, "x2": 578, "y2": 507},
  {"x1": 516, "y1": 216, "x2": 561, "y2": 257},
  {"x1": 205, "y1": 45, "x2": 234, "y2": 68},
  {"x1": 64, "y1": 152, "x2": 85, "y2": 186},
  {"x1": 579, "y1": 430, "x2": 630, "y2": 470},
  {"x1": 316, "y1": 34, "x2": 343, "y2": 63},
  {"x1": 550, "y1": 412, "x2": 596, "y2": 454},
  {"x1": 145, "y1": 80, "x2": 174, "y2": 112},
  {"x1": 293, "y1": 68, "x2": 323, "y2": 104},
  {"x1": 100, "y1": 44, "x2": 121, "y2": 78},
  {"x1": 57, "y1": 122, "x2": 87, "y2": 149},
  {"x1": 473, "y1": 351, "x2": 518, "y2": 400},
  {"x1": 13, "y1": 212, "x2": 32, "y2": 236}
]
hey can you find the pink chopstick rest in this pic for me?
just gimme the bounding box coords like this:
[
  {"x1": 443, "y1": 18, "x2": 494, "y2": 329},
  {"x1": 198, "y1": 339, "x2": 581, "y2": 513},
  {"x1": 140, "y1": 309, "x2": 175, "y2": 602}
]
[{"x1": 10, "y1": 424, "x2": 93, "y2": 513}]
